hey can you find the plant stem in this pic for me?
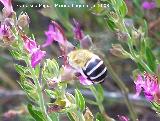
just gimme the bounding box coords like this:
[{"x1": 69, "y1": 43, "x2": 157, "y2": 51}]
[
  {"x1": 104, "y1": 59, "x2": 138, "y2": 121},
  {"x1": 89, "y1": 85, "x2": 115, "y2": 121},
  {"x1": 31, "y1": 68, "x2": 52, "y2": 121},
  {"x1": 121, "y1": 19, "x2": 153, "y2": 73}
]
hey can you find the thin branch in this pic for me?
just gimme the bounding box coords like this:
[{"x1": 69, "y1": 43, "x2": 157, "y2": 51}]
[{"x1": 104, "y1": 59, "x2": 139, "y2": 121}]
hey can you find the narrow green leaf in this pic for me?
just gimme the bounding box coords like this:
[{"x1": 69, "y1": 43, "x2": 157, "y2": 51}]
[
  {"x1": 137, "y1": 63, "x2": 145, "y2": 72},
  {"x1": 15, "y1": 64, "x2": 26, "y2": 74},
  {"x1": 67, "y1": 112, "x2": 75, "y2": 121},
  {"x1": 75, "y1": 89, "x2": 85, "y2": 112},
  {"x1": 49, "y1": 113, "x2": 59, "y2": 121},
  {"x1": 45, "y1": 89, "x2": 56, "y2": 99},
  {"x1": 106, "y1": 19, "x2": 116, "y2": 31},
  {"x1": 27, "y1": 104, "x2": 45, "y2": 121},
  {"x1": 140, "y1": 39, "x2": 146, "y2": 56},
  {"x1": 145, "y1": 47, "x2": 156, "y2": 72},
  {"x1": 119, "y1": 0, "x2": 128, "y2": 17},
  {"x1": 143, "y1": 20, "x2": 148, "y2": 37},
  {"x1": 96, "y1": 84, "x2": 104, "y2": 102},
  {"x1": 10, "y1": 50, "x2": 21, "y2": 59}
]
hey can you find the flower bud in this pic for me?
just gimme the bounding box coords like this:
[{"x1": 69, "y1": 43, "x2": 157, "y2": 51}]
[
  {"x1": 116, "y1": 30, "x2": 129, "y2": 42},
  {"x1": 80, "y1": 35, "x2": 93, "y2": 49},
  {"x1": 47, "y1": 78, "x2": 58, "y2": 89},
  {"x1": 131, "y1": 27, "x2": 144, "y2": 41},
  {"x1": 110, "y1": 44, "x2": 129, "y2": 59},
  {"x1": 17, "y1": 13, "x2": 30, "y2": 28},
  {"x1": 47, "y1": 105, "x2": 62, "y2": 113}
]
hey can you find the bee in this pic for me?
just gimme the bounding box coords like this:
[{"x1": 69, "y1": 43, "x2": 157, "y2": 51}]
[{"x1": 67, "y1": 49, "x2": 107, "y2": 83}]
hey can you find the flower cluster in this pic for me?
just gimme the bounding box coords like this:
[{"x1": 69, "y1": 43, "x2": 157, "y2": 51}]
[
  {"x1": 43, "y1": 20, "x2": 94, "y2": 86},
  {"x1": 22, "y1": 35, "x2": 46, "y2": 68},
  {"x1": 134, "y1": 72, "x2": 160, "y2": 102}
]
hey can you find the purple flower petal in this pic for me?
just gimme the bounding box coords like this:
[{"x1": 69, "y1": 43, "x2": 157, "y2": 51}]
[
  {"x1": 73, "y1": 19, "x2": 84, "y2": 40},
  {"x1": 0, "y1": 0, "x2": 13, "y2": 16},
  {"x1": 22, "y1": 35, "x2": 37, "y2": 53},
  {"x1": 42, "y1": 22, "x2": 66, "y2": 47},
  {"x1": 78, "y1": 75, "x2": 93, "y2": 85},
  {"x1": 134, "y1": 74, "x2": 144, "y2": 96},
  {"x1": 144, "y1": 92, "x2": 154, "y2": 101},
  {"x1": 0, "y1": 24, "x2": 10, "y2": 38},
  {"x1": 142, "y1": 1, "x2": 156, "y2": 10},
  {"x1": 31, "y1": 48, "x2": 46, "y2": 68},
  {"x1": 118, "y1": 115, "x2": 129, "y2": 121},
  {"x1": 134, "y1": 72, "x2": 159, "y2": 102}
]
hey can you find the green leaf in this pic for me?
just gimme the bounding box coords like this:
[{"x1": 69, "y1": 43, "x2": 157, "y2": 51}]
[
  {"x1": 143, "y1": 20, "x2": 148, "y2": 37},
  {"x1": 15, "y1": 64, "x2": 26, "y2": 74},
  {"x1": 10, "y1": 50, "x2": 21, "y2": 59},
  {"x1": 151, "y1": 102, "x2": 160, "y2": 113},
  {"x1": 86, "y1": 99, "x2": 98, "y2": 105},
  {"x1": 119, "y1": 0, "x2": 128, "y2": 17},
  {"x1": 137, "y1": 63, "x2": 145, "y2": 72},
  {"x1": 75, "y1": 89, "x2": 85, "y2": 112},
  {"x1": 67, "y1": 112, "x2": 75, "y2": 121},
  {"x1": 96, "y1": 84, "x2": 104, "y2": 102},
  {"x1": 140, "y1": 39, "x2": 146, "y2": 57},
  {"x1": 43, "y1": 59, "x2": 60, "y2": 80},
  {"x1": 27, "y1": 104, "x2": 45, "y2": 121},
  {"x1": 105, "y1": 19, "x2": 116, "y2": 31},
  {"x1": 49, "y1": 113, "x2": 59, "y2": 121},
  {"x1": 96, "y1": 112, "x2": 105, "y2": 121},
  {"x1": 145, "y1": 47, "x2": 156, "y2": 72},
  {"x1": 45, "y1": 89, "x2": 56, "y2": 99}
]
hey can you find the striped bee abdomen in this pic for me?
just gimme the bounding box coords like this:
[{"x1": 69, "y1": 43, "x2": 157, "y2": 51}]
[{"x1": 82, "y1": 56, "x2": 107, "y2": 83}]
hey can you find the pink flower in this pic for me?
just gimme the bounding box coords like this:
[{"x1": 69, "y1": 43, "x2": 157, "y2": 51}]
[
  {"x1": 0, "y1": 24, "x2": 10, "y2": 39},
  {"x1": 77, "y1": 69, "x2": 93, "y2": 85},
  {"x1": 134, "y1": 72, "x2": 159, "y2": 101},
  {"x1": 42, "y1": 21, "x2": 66, "y2": 47},
  {"x1": 142, "y1": 1, "x2": 156, "y2": 10},
  {"x1": 22, "y1": 35, "x2": 46, "y2": 68},
  {"x1": 73, "y1": 19, "x2": 84, "y2": 40},
  {"x1": 22, "y1": 35, "x2": 37, "y2": 53},
  {"x1": 118, "y1": 115, "x2": 129, "y2": 121},
  {"x1": 31, "y1": 48, "x2": 46, "y2": 68},
  {"x1": 0, "y1": 0, "x2": 13, "y2": 16}
]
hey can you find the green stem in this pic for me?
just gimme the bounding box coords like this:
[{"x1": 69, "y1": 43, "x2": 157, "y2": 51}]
[
  {"x1": 121, "y1": 18, "x2": 153, "y2": 73},
  {"x1": 78, "y1": 111, "x2": 85, "y2": 121},
  {"x1": 104, "y1": 59, "x2": 138, "y2": 121},
  {"x1": 30, "y1": 68, "x2": 52, "y2": 121},
  {"x1": 89, "y1": 85, "x2": 114, "y2": 121}
]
